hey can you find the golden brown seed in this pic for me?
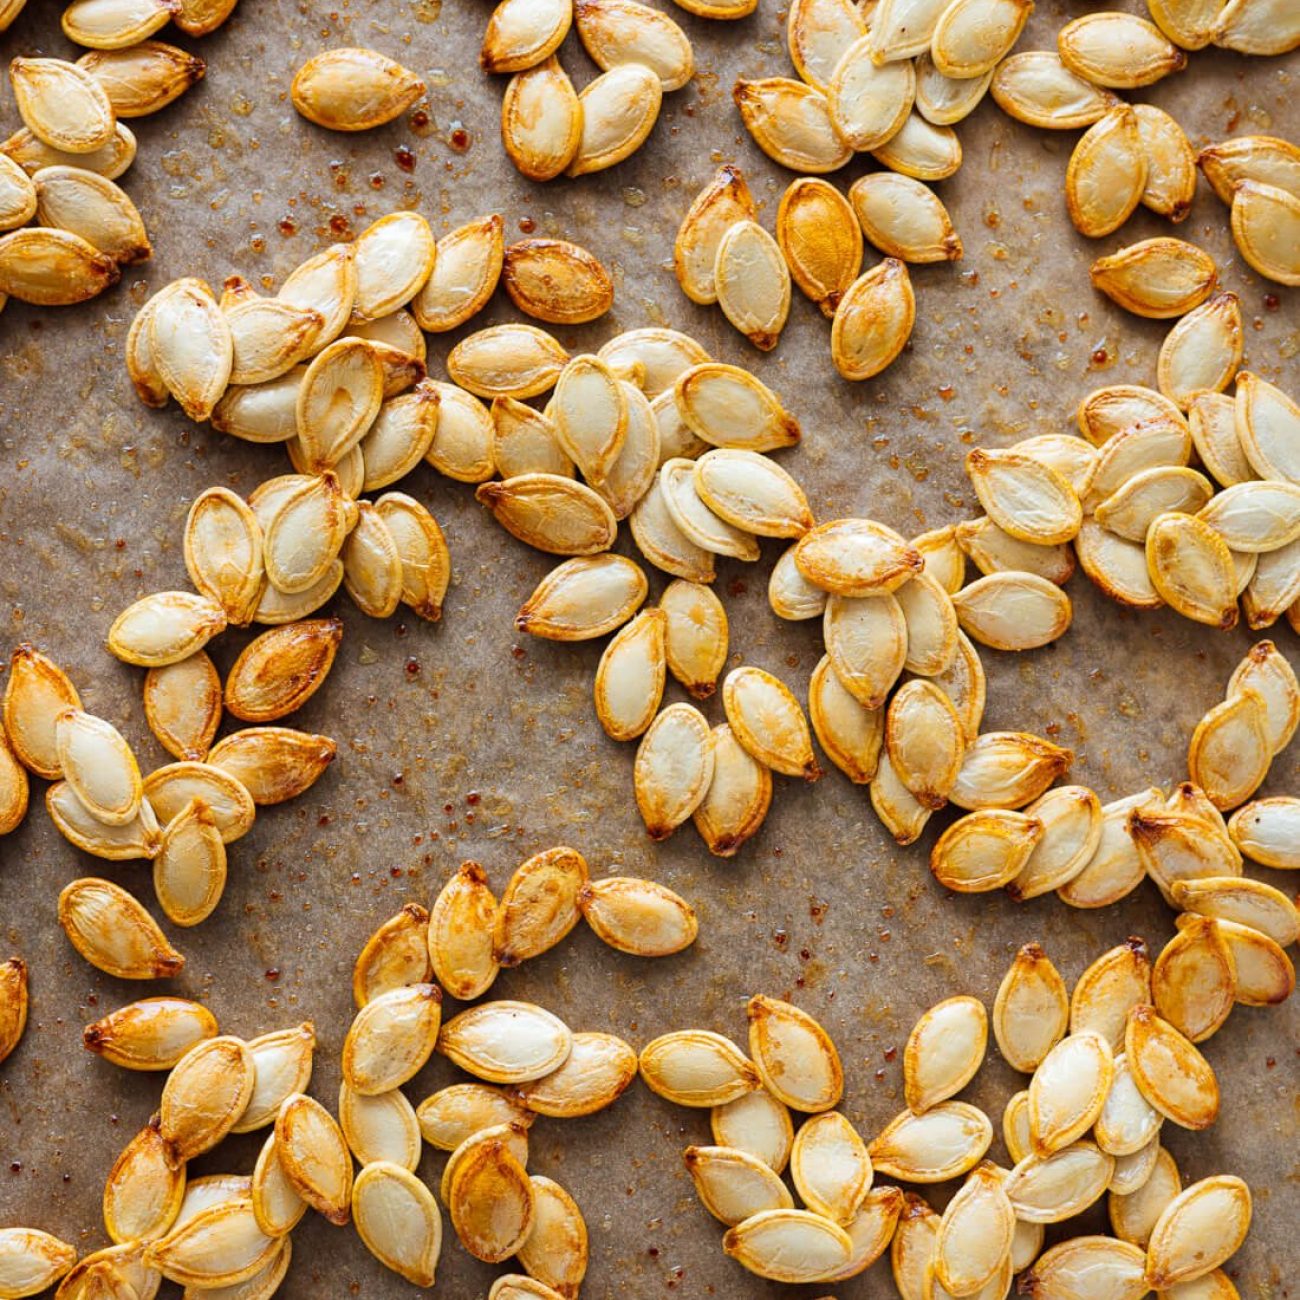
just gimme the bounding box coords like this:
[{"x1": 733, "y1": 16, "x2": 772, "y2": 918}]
[
  {"x1": 567, "y1": 64, "x2": 663, "y2": 177},
  {"x1": 576, "y1": 0, "x2": 694, "y2": 90},
  {"x1": 152, "y1": 797, "x2": 226, "y2": 927},
  {"x1": 826, "y1": 36, "x2": 916, "y2": 152},
  {"x1": 1065, "y1": 106, "x2": 1147, "y2": 239},
  {"x1": 635, "y1": 702, "x2": 716, "y2": 839},
  {"x1": 1145, "y1": 1175, "x2": 1251, "y2": 1289},
  {"x1": 830, "y1": 258, "x2": 915, "y2": 381},
  {"x1": 714, "y1": 219, "x2": 791, "y2": 353},
  {"x1": 1230, "y1": 180, "x2": 1300, "y2": 287},
  {"x1": 674, "y1": 165, "x2": 757, "y2": 305},
  {"x1": 990, "y1": 51, "x2": 1118, "y2": 129},
  {"x1": 416, "y1": 1082, "x2": 531, "y2": 1152},
  {"x1": 931, "y1": 809, "x2": 1044, "y2": 893},
  {"x1": 206, "y1": 727, "x2": 335, "y2": 807},
  {"x1": 76, "y1": 41, "x2": 205, "y2": 117},
  {"x1": 578, "y1": 877, "x2": 697, "y2": 957},
  {"x1": 449, "y1": 1136, "x2": 535, "y2": 1263},
  {"x1": 0, "y1": 1228, "x2": 77, "y2": 1297},
  {"x1": 849, "y1": 173, "x2": 962, "y2": 264},
  {"x1": 992, "y1": 943, "x2": 1068, "y2": 1073},
  {"x1": 32, "y1": 164, "x2": 149, "y2": 265},
  {"x1": 224, "y1": 618, "x2": 342, "y2": 723},
  {"x1": 251, "y1": 1131, "x2": 308, "y2": 1237},
  {"x1": 949, "y1": 731, "x2": 1072, "y2": 811},
  {"x1": 693, "y1": 722, "x2": 772, "y2": 858},
  {"x1": 1198, "y1": 134, "x2": 1300, "y2": 204},
  {"x1": 685, "y1": 1144, "x2": 793, "y2": 1227},
  {"x1": 733, "y1": 77, "x2": 850, "y2": 175},
  {"x1": 412, "y1": 213, "x2": 503, "y2": 333},
  {"x1": 1090, "y1": 237, "x2": 1218, "y2": 319},
  {"x1": 352, "y1": 1161, "x2": 442, "y2": 1287},
  {"x1": 503, "y1": 239, "x2": 614, "y2": 325},
  {"x1": 274, "y1": 1093, "x2": 352, "y2": 1225},
  {"x1": 1188, "y1": 689, "x2": 1271, "y2": 810},
  {"x1": 343, "y1": 983, "x2": 443, "y2": 1095},
  {"x1": 108, "y1": 591, "x2": 227, "y2": 668},
  {"x1": 290, "y1": 48, "x2": 424, "y2": 131},
  {"x1": 494, "y1": 845, "x2": 588, "y2": 966},
  {"x1": 10, "y1": 57, "x2": 115, "y2": 154},
  {"x1": 776, "y1": 177, "x2": 862, "y2": 319},
  {"x1": 868, "y1": 1102, "x2": 993, "y2": 1183},
  {"x1": 61, "y1": 0, "x2": 173, "y2": 49},
  {"x1": 660, "y1": 579, "x2": 727, "y2": 700},
  {"x1": 1135, "y1": 102, "x2": 1196, "y2": 221},
  {"x1": 723, "y1": 666, "x2": 820, "y2": 781},
  {"x1": 931, "y1": 0, "x2": 1031, "y2": 78},
  {"x1": 352, "y1": 903, "x2": 432, "y2": 1007},
  {"x1": 722, "y1": 1208, "x2": 853, "y2": 1283},
  {"x1": 161, "y1": 1035, "x2": 256, "y2": 1164},
  {"x1": 0, "y1": 224, "x2": 120, "y2": 306},
  {"x1": 904, "y1": 996, "x2": 986, "y2": 1114},
  {"x1": 1125, "y1": 1004, "x2": 1219, "y2": 1130},
  {"x1": 515, "y1": 1031, "x2": 638, "y2": 1121},
  {"x1": 1151, "y1": 916, "x2": 1236, "y2": 1043},
  {"x1": 1058, "y1": 12, "x2": 1187, "y2": 86},
  {"x1": 4, "y1": 644, "x2": 80, "y2": 779},
  {"x1": 0, "y1": 959, "x2": 27, "y2": 1067},
  {"x1": 143, "y1": 1196, "x2": 278, "y2": 1289},
  {"x1": 516, "y1": 554, "x2": 647, "y2": 641},
  {"x1": 1145, "y1": 511, "x2": 1238, "y2": 629},
  {"x1": 808, "y1": 653, "x2": 882, "y2": 784},
  {"x1": 428, "y1": 862, "x2": 500, "y2": 1002},
  {"x1": 501, "y1": 58, "x2": 582, "y2": 183},
  {"x1": 639, "y1": 1030, "x2": 759, "y2": 1107},
  {"x1": 747, "y1": 994, "x2": 842, "y2": 1114},
  {"x1": 184, "y1": 487, "x2": 263, "y2": 626},
  {"x1": 102, "y1": 1116, "x2": 185, "y2": 1245},
  {"x1": 482, "y1": 0, "x2": 572, "y2": 73},
  {"x1": 58, "y1": 877, "x2": 183, "y2": 980}
]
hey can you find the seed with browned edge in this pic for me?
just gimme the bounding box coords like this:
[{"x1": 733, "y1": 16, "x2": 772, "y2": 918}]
[
  {"x1": 291, "y1": 48, "x2": 424, "y2": 131},
  {"x1": 516, "y1": 1030, "x2": 638, "y2": 1120},
  {"x1": 343, "y1": 983, "x2": 443, "y2": 1095},
  {"x1": 108, "y1": 591, "x2": 227, "y2": 667},
  {"x1": 438, "y1": 1000, "x2": 571, "y2": 1085},
  {"x1": 274, "y1": 1092, "x2": 352, "y2": 1225},
  {"x1": 160, "y1": 1035, "x2": 255, "y2": 1165},
  {"x1": 0, "y1": 1228, "x2": 77, "y2": 1297},
  {"x1": 58, "y1": 877, "x2": 183, "y2": 980},
  {"x1": 830, "y1": 259, "x2": 915, "y2": 381},
  {"x1": 579, "y1": 876, "x2": 697, "y2": 957},
  {"x1": 0, "y1": 959, "x2": 27, "y2": 1068}
]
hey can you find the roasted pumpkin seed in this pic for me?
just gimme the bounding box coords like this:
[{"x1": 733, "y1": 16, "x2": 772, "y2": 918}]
[
  {"x1": 343, "y1": 983, "x2": 442, "y2": 1095},
  {"x1": 290, "y1": 48, "x2": 424, "y2": 132}
]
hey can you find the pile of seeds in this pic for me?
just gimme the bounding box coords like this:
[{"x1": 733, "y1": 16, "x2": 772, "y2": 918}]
[
  {"x1": 0, "y1": 4, "x2": 228, "y2": 310},
  {"x1": 674, "y1": 163, "x2": 923, "y2": 373},
  {"x1": 645, "y1": 969, "x2": 1254, "y2": 1290},
  {"x1": 0, "y1": 631, "x2": 338, "y2": 980},
  {"x1": 342, "y1": 850, "x2": 693, "y2": 1291},
  {"x1": 477, "y1": 0, "x2": 697, "y2": 182}
]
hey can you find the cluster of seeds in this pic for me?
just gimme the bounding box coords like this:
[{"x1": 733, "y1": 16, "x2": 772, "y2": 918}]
[
  {"x1": 1008, "y1": 356, "x2": 1300, "y2": 629},
  {"x1": 644, "y1": 973, "x2": 1253, "y2": 1291},
  {"x1": 674, "y1": 162, "x2": 922, "y2": 376},
  {"x1": 987, "y1": 11, "x2": 1300, "y2": 267},
  {"x1": 340, "y1": 850, "x2": 693, "y2": 1291},
  {"x1": 0, "y1": 630, "x2": 338, "y2": 980},
  {"x1": 479, "y1": 0, "x2": 697, "y2": 182},
  {"x1": 0, "y1": 0, "x2": 235, "y2": 309}
]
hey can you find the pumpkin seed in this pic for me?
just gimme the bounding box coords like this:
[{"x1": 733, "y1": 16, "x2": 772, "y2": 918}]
[
  {"x1": 634, "y1": 701, "x2": 716, "y2": 838},
  {"x1": 58, "y1": 877, "x2": 182, "y2": 979},
  {"x1": 866, "y1": 0, "x2": 951, "y2": 61},
  {"x1": 152, "y1": 798, "x2": 226, "y2": 927},
  {"x1": 1132, "y1": 103, "x2": 1197, "y2": 221},
  {"x1": 490, "y1": 1277, "x2": 566, "y2": 1300},
  {"x1": 182, "y1": 488, "x2": 262, "y2": 627},
  {"x1": 786, "y1": 0, "x2": 865, "y2": 88},
  {"x1": 207, "y1": 727, "x2": 335, "y2": 807},
  {"x1": 694, "y1": 449, "x2": 812, "y2": 537},
  {"x1": 349, "y1": 1161, "x2": 439, "y2": 1285},
  {"x1": 949, "y1": 731, "x2": 1072, "y2": 812},
  {"x1": 577, "y1": 876, "x2": 695, "y2": 957},
  {"x1": 884, "y1": 678, "x2": 962, "y2": 807},
  {"x1": 341, "y1": 501, "x2": 403, "y2": 618},
  {"x1": 1089, "y1": 417, "x2": 1194, "y2": 496},
  {"x1": 869, "y1": 1102, "x2": 992, "y2": 1183},
  {"x1": 418, "y1": 381, "x2": 492, "y2": 483},
  {"x1": 108, "y1": 592, "x2": 226, "y2": 668},
  {"x1": 830, "y1": 257, "x2": 916, "y2": 381},
  {"x1": 849, "y1": 173, "x2": 961, "y2": 264},
  {"x1": 591, "y1": 610, "x2": 665, "y2": 740},
  {"x1": 965, "y1": 448, "x2": 1081, "y2": 545},
  {"x1": 870, "y1": 747, "x2": 933, "y2": 845},
  {"x1": 991, "y1": 943, "x2": 1068, "y2": 1072},
  {"x1": 517, "y1": 554, "x2": 647, "y2": 641},
  {"x1": 903, "y1": 996, "x2": 986, "y2": 1115},
  {"x1": 931, "y1": 808, "x2": 1044, "y2": 892},
  {"x1": 1145, "y1": 511, "x2": 1238, "y2": 629},
  {"x1": 1228, "y1": 640, "x2": 1300, "y2": 754},
  {"x1": 660, "y1": 458, "x2": 760, "y2": 559},
  {"x1": 232, "y1": 1022, "x2": 316, "y2": 1134},
  {"x1": 674, "y1": 363, "x2": 800, "y2": 453},
  {"x1": 821, "y1": 1184, "x2": 907, "y2": 1282},
  {"x1": 1058, "y1": 12, "x2": 1187, "y2": 86},
  {"x1": 930, "y1": 0, "x2": 1031, "y2": 79},
  {"x1": 83, "y1": 995, "x2": 215, "y2": 1072},
  {"x1": 514, "y1": 1031, "x2": 638, "y2": 1123},
  {"x1": 221, "y1": 299, "x2": 319, "y2": 388},
  {"x1": 343, "y1": 983, "x2": 442, "y2": 1095},
  {"x1": 990, "y1": 51, "x2": 1118, "y2": 129},
  {"x1": 673, "y1": 165, "x2": 756, "y2": 304},
  {"x1": 712, "y1": 1089, "x2": 794, "y2": 1173},
  {"x1": 417, "y1": 1083, "x2": 531, "y2": 1153},
  {"x1": 568, "y1": 63, "x2": 662, "y2": 176},
  {"x1": 261, "y1": 472, "x2": 354, "y2": 597},
  {"x1": 549, "y1": 354, "x2": 627, "y2": 484},
  {"x1": 713, "y1": 219, "x2": 791, "y2": 353},
  {"x1": 955, "y1": 517, "x2": 1075, "y2": 585},
  {"x1": 1065, "y1": 106, "x2": 1147, "y2": 238},
  {"x1": 599, "y1": 330, "x2": 707, "y2": 400},
  {"x1": 60, "y1": 0, "x2": 172, "y2": 49},
  {"x1": 655, "y1": 580, "x2": 724, "y2": 701},
  {"x1": 825, "y1": 36, "x2": 914, "y2": 151},
  {"x1": 46, "y1": 778, "x2": 161, "y2": 861},
  {"x1": 870, "y1": 112, "x2": 961, "y2": 180},
  {"x1": 789, "y1": 1111, "x2": 872, "y2": 1225},
  {"x1": 933, "y1": 1162, "x2": 1014, "y2": 1296},
  {"x1": 1228, "y1": 795, "x2": 1300, "y2": 867},
  {"x1": 1065, "y1": 937, "x2": 1152, "y2": 1053},
  {"x1": 293, "y1": 338, "x2": 384, "y2": 471},
  {"x1": 1, "y1": 119, "x2": 135, "y2": 178},
  {"x1": 412, "y1": 213, "x2": 503, "y2": 332},
  {"x1": 492, "y1": 845, "x2": 587, "y2": 967},
  {"x1": 629, "y1": 478, "x2": 716, "y2": 583},
  {"x1": 913, "y1": 55, "x2": 991, "y2": 126},
  {"x1": 775, "y1": 177, "x2": 862, "y2": 318},
  {"x1": 427, "y1": 862, "x2": 499, "y2": 1001},
  {"x1": 891, "y1": 1194, "x2": 940, "y2": 1300},
  {"x1": 502, "y1": 58, "x2": 582, "y2": 181},
  {"x1": 1005, "y1": 1142, "x2": 1115, "y2": 1223},
  {"x1": 1198, "y1": 134, "x2": 1300, "y2": 204},
  {"x1": 478, "y1": 472, "x2": 618, "y2": 556},
  {"x1": 1029, "y1": 1031, "x2": 1115, "y2": 1155},
  {"x1": 951, "y1": 570, "x2": 1073, "y2": 650},
  {"x1": 808, "y1": 653, "x2": 882, "y2": 783},
  {"x1": 575, "y1": 0, "x2": 694, "y2": 90},
  {"x1": 289, "y1": 48, "x2": 423, "y2": 131},
  {"x1": 769, "y1": 544, "x2": 828, "y2": 621},
  {"x1": 223, "y1": 617, "x2": 342, "y2": 723},
  {"x1": 211, "y1": 369, "x2": 305, "y2": 445},
  {"x1": 722, "y1": 1208, "x2": 852, "y2": 1283},
  {"x1": 694, "y1": 722, "x2": 773, "y2": 856},
  {"x1": 10, "y1": 57, "x2": 116, "y2": 156},
  {"x1": 1188, "y1": 689, "x2": 1271, "y2": 811},
  {"x1": 1129, "y1": 804, "x2": 1242, "y2": 905},
  {"x1": 1125, "y1": 1004, "x2": 1219, "y2": 1130},
  {"x1": 1090, "y1": 237, "x2": 1218, "y2": 319},
  {"x1": 0, "y1": 1229, "x2": 77, "y2": 1297},
  {"x1": 438, "y1": 1000, "x2": 572, "y2": 1085},
  {"x1": 685, "y1": 1145, "x2": 792, "y2": 1226},
  {"x1": 448, "y1": 324, "x2": 568, "y2": 401},
  {"x1": 1005, "y1": 785, "x2": 1101, "y2": 902},
  {"x1": 721, "y1": 665, "x2": 820, "y2": 780},
  {"x1": 1013, "y1": 433, "x2": 1099, "y2": 497},
  {"x1": 1236, "y1": 370, "x2": 1300, "y2": 485},
  {"x1": 76, "y1": 41, "x2": 205, "y2": 117},
  {"x1": 101, "y1": 1117, "x2": 183, "y2": 1244},
  {"x1": 501, "y1": 239, "x2": 612, "y2": 327},
  {"x1": 148, "y1": 280, "x2": 233, "y2": 421},
  {"x1": 51, "y1": 708, "x2": 140, "y2": 828},
  {"x1": 31, "y1": 164, "x2": 147, "y2": 265},
  {"x1": 747, "y1": 995, "x2": 842, "y2": 1113},
  {"x1": 449, "y1": 1136, "x2": 535, "y2": 1262},
  {"x1": 1204, "y1": 916, "x2": 1294, "y2": 1005},
  {"x1": 734, "y1": 77, "x2": 850, "y2": 173},
  {"x1": 250, "y1": 1133, "x2": 307, "y2": 1237},
  {"x1": 1232, "y1": 181, "x2": 1300, "y2": 286},
  {"x1": 1174, "y1": 875, "x2": 1299, "y2": 948},
  {"x1": 1094, "y1": 466, "x2": 1213, "y2": 543},
  {"x1": 639, "y1": 1029, "x2": 759, "y2": 1106},
  {"x1": 514, "y1": 1177, "x2": 589, "y2": 1298},
  {"x1": 794, "y1": 518, "x2": 922, "y2": 596},
  {"x1": 145, "y1": 1196, "x2": 279, "y2": 1289},
  {"x1": 1078, "y1": 382, "x2": 1190, "y2": 449},
  {"x1": 175, "y1": 1174, "x2": 253, "y2": 1228},
  {"x1": 1096, "y1": 1051, "x2": 1163, "y2": 1157},
  {"x1": 1110, "y1": 1134, "x2": 1161, "y2": 1197},
  {"x1": 1020, "y1": 1235, "x2": 1146, "y2": 1297},
  {"x1": 491, "y1": 396, "x2": 571, "y2": 481},
  {"x1": 0, "y1": 728, "x2": 26, "y2": 838},
  {"x1": 159, "y1": 1035, "x2": 255, "y2": 1164},
  {"x1": 1146, "y1": 1176, "x2": 1251, "y2": 1289},
  {"x1": 350, "y1": 210, "x2": 435, "y2": 320},
  {"x1": 1074, "y1": 520, "x2": 1161, "y2": 610},
  {"x1": 1110, "y1": 1145, "x2": 1181, "y2": 1246},
  {"x1": 273, "y1": 1093, "x2": 352, "y2": 1225},
  {"x1": 276, "y1": 243, "x2": 355, "y2": 353},
  {"x1": 482, "y1": 0, "x2": 572, "y2": 72}
]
